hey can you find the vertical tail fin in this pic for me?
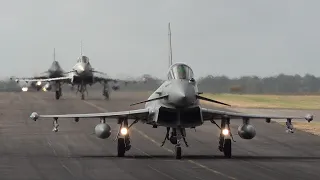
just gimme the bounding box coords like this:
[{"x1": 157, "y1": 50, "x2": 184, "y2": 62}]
[
  {"x1": 53, "y1": 48, "x2": 56, "y2": 61},
  {"x1": 168, "y1": 23, "x2": 173, "y2": 68},
  {"x1": 80, "y1": 40, "x2": 83, "y2": 56}
]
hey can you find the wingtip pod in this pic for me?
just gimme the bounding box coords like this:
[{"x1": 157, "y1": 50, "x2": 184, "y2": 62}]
[
  {"x1": 30, "y1": 112, "x2": 39, "y2": 121},
  {"x1": 305, "y1": 114, "x2": 313, "y2": 122}
]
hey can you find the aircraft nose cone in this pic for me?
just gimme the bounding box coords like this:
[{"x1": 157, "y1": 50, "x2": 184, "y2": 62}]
[
  {"x1": 76, "y1": 65, "x2": 86, "y2": 74},
  {"x1": 169, "y1": 81, "x2": 196, "y2": 107},
  {"x1": 171, "y1": 90, "x2": 187, "y2": 105},
  {"x1": 51, "y1": 66, "x2": 58, "y2": 72},
  {"x1": 77, "y1": 69, "x2": 84, "y2": 74}
]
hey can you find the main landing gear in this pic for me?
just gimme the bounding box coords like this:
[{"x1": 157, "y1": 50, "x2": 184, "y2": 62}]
[
  {"x1": 211, "y1": 116, "x2": 235, "y2": 158},
  {"x1": 161, "y1": 127, "x2": 188, "y2": 159},
  {"x1": 116, "y1": 118, "x2": 138, "y2": 157},
  {"x1": 102, "y1": 81, "x2": 110, "y2": 100},
  {"x1": 55, "y1": 82, "x2": 62, "y2": 100}
]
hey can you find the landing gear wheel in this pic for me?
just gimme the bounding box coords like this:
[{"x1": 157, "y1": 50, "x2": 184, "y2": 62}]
[
  {"x1": 223, "y1": 139, "x2": 232, "y2": 158},
  {"x1": 55, "y1": 91, "x2": 60, "y2": 100},
  {"x1": 175, "y1": 146, "x2": 182, "y2": 159},
  {"x1": 81, "y1": 94, "x2": 85, "y2": 100},
  {"x1": 117, "y1": 138, "x2": 125, "y2": 157}
]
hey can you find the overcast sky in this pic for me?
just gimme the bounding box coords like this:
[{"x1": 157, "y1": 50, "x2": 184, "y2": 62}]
[{"x1": 1, "y1": 0, "x2": 319, "y2": 79}]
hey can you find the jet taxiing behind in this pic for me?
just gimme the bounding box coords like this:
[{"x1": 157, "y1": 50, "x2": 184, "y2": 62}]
[
  {"x1": 28, "y1": 54, "x2": 142, "y2": 100},
  {"x1": 12, "y1": 46, "x2": 145, "y2": 100},
  {"x1": 11, "y1": 48, "x2": 66, "y2": 95},
  {"x1": 29, "y1": 23, "x2": 314, "y2": 159}
]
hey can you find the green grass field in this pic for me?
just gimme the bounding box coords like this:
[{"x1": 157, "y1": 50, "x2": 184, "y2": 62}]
[
  {"x1": 202, "y1": 93, "x2": 320, "y2": 110},
  {"x1": 278, "y1": 122, "x2": 320, "y2": 136}
]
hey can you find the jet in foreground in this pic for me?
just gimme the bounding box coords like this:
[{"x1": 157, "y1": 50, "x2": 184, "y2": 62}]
[
  {"x1": 29, "y1": 24, "x2": 314, "y2": 159},
  {"x1": 11, "y1": 48, "x2": 66, "y2": 98},
  {"x1": 29, "y1": 62, "x2": 314, "y2": 159}
]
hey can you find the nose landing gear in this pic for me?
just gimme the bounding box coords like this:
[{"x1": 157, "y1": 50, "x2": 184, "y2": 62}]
[
  {"x1": 76, "y1": 82, "x2": 88, "y2": 100},
  {"x1": 160, "y1": 127, "x2": 188, "y2": 159},
  {"x1": 55, "y1": 82, "x2": 62, "y2": 100}
]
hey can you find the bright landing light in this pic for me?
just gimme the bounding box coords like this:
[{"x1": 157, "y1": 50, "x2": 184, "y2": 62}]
[
  {"x1": 120, "y1": 128, "x2": 128, "y2": 135},
  {"x1": 36, "y1": 81, "x2": 41, "y2": 86},
  {"x1": 42, "y1": 87, "x2": 47, "y2": 92},
  {"x1": 21, "y1": 87, "x2": 28, "y2": 92},
  {"x1": 222, "y1": 129, "x2": 229, "y2": 135}
]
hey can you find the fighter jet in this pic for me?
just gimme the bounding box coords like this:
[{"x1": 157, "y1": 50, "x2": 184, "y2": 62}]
[
  {"x1": 66, "y1": 53, "x2": 119, "y2": 100},
  {"x1": 26, "y1": 42, "x2": 138, "y2": 100},
  {"x1": 11, "y1": 48, "x2": 66, "y2": 97},
  {"x1": 29, "y1": 23, "x2": 314, "y2": 159}
]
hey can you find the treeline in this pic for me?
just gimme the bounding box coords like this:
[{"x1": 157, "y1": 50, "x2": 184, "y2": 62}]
[
  {"x1": 197, "y1": 74, "x2": 320, "y2": 94},
  {"x1": 3, "y1": 73, "x2": 320, "y2": 94},
  {"x1": 116, "y1": 74, "x2": 320, "y2": 94}
]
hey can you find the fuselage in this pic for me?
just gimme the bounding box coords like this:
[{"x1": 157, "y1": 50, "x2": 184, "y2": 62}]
[
  {"x1": 70, "y1": 56, "x2": 94, "y2": 84},
  {"x1": 33, "y1": 61, "x2": 65, "y2": 87},
  {"x1": 47, "y1": 70, "x2": 64, "y2": 78},
  {"x1": 144, "y1": 63, "x2": 203, "y2": 128}
]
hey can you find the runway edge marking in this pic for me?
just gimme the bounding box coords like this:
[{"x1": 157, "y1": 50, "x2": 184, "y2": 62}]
[{"x1": 83, "y1": 100, "x2": 237, "y2": 180}]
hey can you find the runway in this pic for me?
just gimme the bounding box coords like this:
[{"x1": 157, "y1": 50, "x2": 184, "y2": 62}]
[{"x1": 0, "y1": 91, "x2": 319, "y2": 180}]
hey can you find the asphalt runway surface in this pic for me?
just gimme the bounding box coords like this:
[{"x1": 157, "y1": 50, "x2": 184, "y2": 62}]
[{"x1": 0, "y1": 91, "x2": 320, "y2": 180}]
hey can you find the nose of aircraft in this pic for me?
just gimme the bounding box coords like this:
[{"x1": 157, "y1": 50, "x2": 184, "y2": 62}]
[
  {"x1": 76, "y1": 63, "x2": 86, "y2": 74},
  {"x1": 168, "y1": 80, "x2": 197, "y2": 107},
  {"x1": 51, "y1": 66, "x2": 58, "y2": 72}
]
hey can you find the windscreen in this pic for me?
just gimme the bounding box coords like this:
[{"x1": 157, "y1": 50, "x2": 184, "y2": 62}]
[{"x1": 168, "y1": 64, "x2": 194, "y2": 80}]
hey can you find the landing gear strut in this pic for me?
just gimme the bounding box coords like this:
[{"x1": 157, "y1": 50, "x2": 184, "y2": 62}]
[
  {"x1": 286, "y1": 118, "x2": 294, "y2": 133},
  {"x1": 102, "y1": 81, "x2": 110, "y2": 100},
  {"x1": 55, "y1": 82, "x2": 62, "y2": 100},
  {"x1": 76, "y1": 81, "x2": 88, "y2": 100},
  {"x1": 160, "y1": 127, "x2": 187, "y2": 159},
  {"x1": 174, "y1": 127, "x2": 186, "y2": 159}
]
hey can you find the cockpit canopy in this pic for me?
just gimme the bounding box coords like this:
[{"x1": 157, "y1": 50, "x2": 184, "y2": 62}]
[
  {"x1": 77, "y1": 56, "x2": 89, "y2": 64},
  {"x1": 168, "y1": 63, "x2": 194, "y2": 80}
]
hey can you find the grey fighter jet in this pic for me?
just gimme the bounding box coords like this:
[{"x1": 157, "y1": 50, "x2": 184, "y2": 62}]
[
  {"x1": 29, "y1": 23, "x2": 314, "y2": 159},
  {"x1": 11, "y1": 48, "x2": 66, "y2": 95},
  {"x1": 26, "y1": 42, "x2": 136, "y2": 100}
]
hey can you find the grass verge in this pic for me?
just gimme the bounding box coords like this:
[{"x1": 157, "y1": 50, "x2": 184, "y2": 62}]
[{"x1": 202, "y1": 93, "x2": 320, "y2": 110}]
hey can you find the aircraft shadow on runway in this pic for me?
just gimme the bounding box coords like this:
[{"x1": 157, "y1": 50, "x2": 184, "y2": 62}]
[
  {"x1": 3, "y1": 153, "x2": 320, "y2": 162},
  {"x1": 79, "y1": 155, "x2": 320, "y2": 161}
]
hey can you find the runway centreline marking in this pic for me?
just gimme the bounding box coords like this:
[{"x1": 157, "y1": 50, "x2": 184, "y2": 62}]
[{"x1": 82, "y1": 100, "x2": 237, "y2": 180}]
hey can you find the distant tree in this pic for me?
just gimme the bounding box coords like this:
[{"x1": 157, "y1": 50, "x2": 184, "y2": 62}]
[
  {"x1": 197, "y1": 74, "x2": 320, "y2": 94},
  {"x1": 85, "y1": 73, "x2": 320, "y2": 94}
]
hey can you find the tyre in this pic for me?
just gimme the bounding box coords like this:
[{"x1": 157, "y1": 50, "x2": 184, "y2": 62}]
[
  {"x1": 117, "y1": 138, "x2": 125, "y2": 157},
  {"x1": 175, "y1": 146, "x2": 182, "y2": 159},
  {"x1": 223, "y1": 139, "x2": 232, "y2": 158}
]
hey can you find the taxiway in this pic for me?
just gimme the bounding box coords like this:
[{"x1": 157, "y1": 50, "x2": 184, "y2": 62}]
[{"x1": 0, "y1": 91, "x2": 319, "y2": 180}]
